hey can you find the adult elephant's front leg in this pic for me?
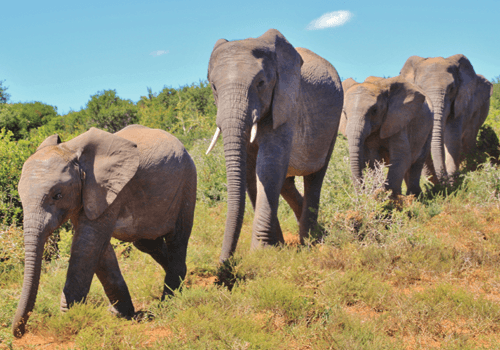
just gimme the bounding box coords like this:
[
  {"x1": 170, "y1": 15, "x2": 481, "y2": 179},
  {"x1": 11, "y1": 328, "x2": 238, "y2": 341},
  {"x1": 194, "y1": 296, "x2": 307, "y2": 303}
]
[
  {"x1": 444, "y1": 117, "x2": 463, "y2": 176},
  {"x1": 251, "y1": 124, "x2": 292, "y2": 249},
  {"x1": 95, "y1": 243, "x2": 134, "y2": 318}
]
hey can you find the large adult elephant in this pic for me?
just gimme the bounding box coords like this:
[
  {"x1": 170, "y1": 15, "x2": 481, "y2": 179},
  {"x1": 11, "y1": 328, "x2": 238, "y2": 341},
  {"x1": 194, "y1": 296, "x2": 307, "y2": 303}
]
[
  {"x1": 206, "y1": 29, "x2": 343, "y2": 262},
  {"x1": 400, "y1": 54, "x2": 493, "y2": 180},
  {"x1": 344, "y1": 76, "x2": 433, "y2": 195},
  {"x1": 12, "y1": 125, "x2": 197, "y2": 338}
]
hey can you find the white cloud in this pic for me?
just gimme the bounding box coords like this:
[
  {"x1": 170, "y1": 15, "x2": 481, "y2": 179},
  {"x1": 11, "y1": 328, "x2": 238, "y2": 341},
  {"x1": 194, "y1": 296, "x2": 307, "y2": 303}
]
[
  {"x1": 150, "y1": 50, "x2": 169, "y2": 57},
  {"x1": 306, "y1": 10, "x2": 353, "y2": 30}
]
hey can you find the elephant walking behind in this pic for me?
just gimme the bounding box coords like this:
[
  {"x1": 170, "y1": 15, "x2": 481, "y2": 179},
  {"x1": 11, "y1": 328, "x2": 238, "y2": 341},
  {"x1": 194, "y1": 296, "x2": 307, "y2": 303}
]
[
  {"x1": 400, "y1": 54, "x2": 493, "y2": 181},
  {"x1": 343, "y1": 76, "x2": 433, "y2": 196},
  {"x1": 206, "y1": 29, "x2": 343, "y2": 262},
  {"x1": 12, "y1": 125, "x2": 197, "y2": 338}
]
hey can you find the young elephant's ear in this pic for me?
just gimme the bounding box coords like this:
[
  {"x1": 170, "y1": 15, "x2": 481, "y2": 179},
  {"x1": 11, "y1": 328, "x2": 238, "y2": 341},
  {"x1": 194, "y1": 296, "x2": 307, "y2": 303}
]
[
  {"x1": 65, "y1": 127, "x2": 140, "y2": 220},
  {"x1": 380, "y1": 81, "x2": 426, "y2": 139},
  {"x1": 342, "y1": 78, "x2": 358, "y2": 93},
  {"x1": 262, "y1": 29, "x2": 302, "y2": 130},
  {"x1": 37, "y1": 134, "x2": 62, "y2": 151}
]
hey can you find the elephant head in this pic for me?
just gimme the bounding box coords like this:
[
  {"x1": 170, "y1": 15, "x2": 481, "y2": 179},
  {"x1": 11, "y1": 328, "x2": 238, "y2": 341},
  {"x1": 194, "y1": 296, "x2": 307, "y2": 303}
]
[
  {"x1": 344, "y1": 76, "x2": 427, "y2": 183},
  {"x1": 12, "y1": 128, "x2": 139, "y2": 338},
  {"x1": 400, "y1": 54, "x2": 493, "y2": 179},
  {"x1": 206, "y1": 29, "x2": 303, "y2": 262},
  {"x1": 340, "y1": 77, "x2": 385, "y2": 136},
  {"x1": 339, "y1": 78, "x2": 359, "y2": 136}
]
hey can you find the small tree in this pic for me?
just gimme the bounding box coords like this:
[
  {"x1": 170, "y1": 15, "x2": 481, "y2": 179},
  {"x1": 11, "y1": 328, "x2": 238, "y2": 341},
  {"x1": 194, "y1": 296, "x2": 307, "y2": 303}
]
[
  {"x1": 86, "y1": 90, "x2": 138, "y2": 133},
  {"x1": 0, "y1": 102, "x2": 58, "y2": 140},
  {"x1": 0, "y1": 80, "x2": 10, "y2": 104}
]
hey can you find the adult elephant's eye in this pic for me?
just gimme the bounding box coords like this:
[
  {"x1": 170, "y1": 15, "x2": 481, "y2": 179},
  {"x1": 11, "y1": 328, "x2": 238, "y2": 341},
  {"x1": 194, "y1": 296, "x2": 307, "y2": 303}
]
[
  {"x1": 257, "y1": 80, "x2": 265, "y2": 88},
  {"x1": 53, "y1": 193, "x2": 63, "y2": 200}
]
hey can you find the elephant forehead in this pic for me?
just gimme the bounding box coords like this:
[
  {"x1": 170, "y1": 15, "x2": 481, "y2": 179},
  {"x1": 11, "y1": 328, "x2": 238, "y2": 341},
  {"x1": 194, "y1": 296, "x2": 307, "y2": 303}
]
[
  {"x1": 346, "y1": 85, "x2": 379, "y2": 104},
  {"x1": 20, "y1": 156, "x2": 74, "y2": 193},
  {"x1": 421, "y1": 56, "x2": 447, "y2": 66},
  {"x1": 210, "y1": 44, "x2": 270, "y2": 76}
]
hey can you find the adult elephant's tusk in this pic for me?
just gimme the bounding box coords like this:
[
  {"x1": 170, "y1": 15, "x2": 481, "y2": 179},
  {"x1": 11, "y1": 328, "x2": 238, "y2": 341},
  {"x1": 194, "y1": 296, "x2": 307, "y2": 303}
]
[
  {"x1": 250, "y1": 123, "x2": 258, "y2": 143},
  {"x1": 206, "y1": 127, "x2": 221, "y2": 155}
]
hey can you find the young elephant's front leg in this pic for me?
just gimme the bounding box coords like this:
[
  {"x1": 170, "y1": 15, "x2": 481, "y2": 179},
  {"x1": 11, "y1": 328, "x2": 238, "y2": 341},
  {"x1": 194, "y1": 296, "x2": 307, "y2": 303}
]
[
  {"x1": 95, "y1": 243, "x2": 134, "y2": 318},
  {"x1": 61, "y1": 219, "x2": 113, "y2": 312},
  {"x1": 386, "y1": 133, "x2": 411, "y2": 196}
]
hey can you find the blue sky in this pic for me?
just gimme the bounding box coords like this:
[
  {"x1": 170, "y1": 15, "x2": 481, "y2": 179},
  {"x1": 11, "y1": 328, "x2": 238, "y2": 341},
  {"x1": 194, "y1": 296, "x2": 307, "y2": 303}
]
[{"x1": 1, "y1": 0, "x2": 499, "y2": 115}]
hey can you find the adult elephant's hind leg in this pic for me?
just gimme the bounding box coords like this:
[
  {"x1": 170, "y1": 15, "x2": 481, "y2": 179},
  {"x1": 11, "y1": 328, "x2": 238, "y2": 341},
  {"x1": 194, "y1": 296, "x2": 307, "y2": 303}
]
[
  {"x1": 281, "y1": 176, "x2": 303, "y2": 223},
  {"x1": 95, "y1": 243, "x2": 135, "y2": 318},
  {"x1": 299, "y1": 139, "x2": 336, "y2": 244},
  {"x1": 300, "y1": 165, "x2": 328, "y2": 244}
]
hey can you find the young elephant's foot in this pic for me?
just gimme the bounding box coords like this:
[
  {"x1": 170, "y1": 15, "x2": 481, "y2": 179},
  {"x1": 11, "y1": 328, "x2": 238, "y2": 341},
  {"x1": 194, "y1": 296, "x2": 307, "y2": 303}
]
[{"x1": 108, "y1": 301, "x2": 135, "y2": 319}]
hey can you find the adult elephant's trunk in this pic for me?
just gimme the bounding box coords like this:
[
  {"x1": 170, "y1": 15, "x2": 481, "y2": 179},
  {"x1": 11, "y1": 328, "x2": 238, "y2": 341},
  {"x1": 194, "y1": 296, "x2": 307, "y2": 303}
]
[
  {"x1": 347, "y1": 121, "x2": 371, "y2": 185},
  {"x1": 428, "y1": 88, "x2": 448, "y2": 180},
  {"x1": 218, "y1": 88, "x2": 251, "y2": 263},
  {"x1": 12, "y1": 212, "x2": 49, "y2": 338}
]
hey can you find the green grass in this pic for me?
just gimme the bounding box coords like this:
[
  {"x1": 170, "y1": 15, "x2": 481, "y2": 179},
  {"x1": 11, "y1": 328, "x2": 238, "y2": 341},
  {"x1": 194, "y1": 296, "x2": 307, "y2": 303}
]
[{"x1": 2, "y1": 99, "x2": 500, "y2": 349}]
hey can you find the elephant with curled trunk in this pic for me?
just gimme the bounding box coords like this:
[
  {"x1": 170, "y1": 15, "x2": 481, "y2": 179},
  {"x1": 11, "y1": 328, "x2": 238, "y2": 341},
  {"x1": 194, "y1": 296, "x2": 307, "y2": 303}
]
[
  {"x1": 344, "y1": 76, "x2": 433, "y2": 196},
  {"x1": 12, "y1": 125, "x2": 196, "y2": 338},
  {"x1": 206, "y1": 29, "x2": 343, "y2": 262},
  {"x1": 400, "y1": 54, "x2": 493, "y2": 181}
]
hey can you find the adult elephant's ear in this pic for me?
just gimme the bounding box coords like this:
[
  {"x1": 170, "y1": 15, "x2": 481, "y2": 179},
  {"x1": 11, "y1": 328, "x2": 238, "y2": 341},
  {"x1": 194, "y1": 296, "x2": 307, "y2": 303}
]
[
  {"x1": 264, "y1": 29, "x2": 302, "y2": 130},
  {"x1": 380, "y1": 81, "x2": 426, "y2": 139},
  {"x1": 451, "y1": 54, "x2": 488, "y2": 122},
  {"x1": 36, "y1": 134, "x2": 62, "y2": 151},
  {"x1": 65, "y1": 127, "x2": 140, "y2": 220},
  {"x1": 207, "y1": 38, "x2": 228, "y2": 81},
  {"x1": 399, "y1": 55, "x2": 425, "y2": 83}
]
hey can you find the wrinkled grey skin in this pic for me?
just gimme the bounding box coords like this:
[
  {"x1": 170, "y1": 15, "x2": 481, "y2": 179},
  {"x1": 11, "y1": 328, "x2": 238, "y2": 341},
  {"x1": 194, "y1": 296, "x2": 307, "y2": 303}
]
[
  {"x1": 207, "y1": 29, "x2": 343, "y2": 262},
  {"x1": 339, "y1": 77, "x2": 382, "y2": 136},
  {"x1": 344, "y1": 76, "x2": 433, "y2": 195},
  {"x1": 12, "y1": 125, "x2": 196, "y2": 338},
  {"x1": 400, "y1": 54, "x2": 493, "y2": 181}
]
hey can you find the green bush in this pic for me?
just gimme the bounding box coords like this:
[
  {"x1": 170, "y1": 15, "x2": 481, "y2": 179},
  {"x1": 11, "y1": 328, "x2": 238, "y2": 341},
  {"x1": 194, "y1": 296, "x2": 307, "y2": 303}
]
[
  {"x1": 0, "y1": 129, "x2": 42, "y2": 225},
  {"x1": 0, "y1": 102, "x2": 58, "y2": 140}
]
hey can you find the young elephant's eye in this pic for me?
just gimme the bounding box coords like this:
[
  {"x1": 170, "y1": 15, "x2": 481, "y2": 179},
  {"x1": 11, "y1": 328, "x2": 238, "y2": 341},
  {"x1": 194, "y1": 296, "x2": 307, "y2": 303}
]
[
  {"x1": 257, "y1": 80, "x2": 265, "y2": 88},
  {"x1": 53, "y1": 193, "x2": 63, "y2": 200}
]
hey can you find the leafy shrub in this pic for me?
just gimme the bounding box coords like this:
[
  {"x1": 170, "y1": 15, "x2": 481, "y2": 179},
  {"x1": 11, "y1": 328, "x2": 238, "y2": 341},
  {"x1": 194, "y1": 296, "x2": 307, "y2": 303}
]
[
  {"x1": 85, "y1": 89, "x2": 139, "y2": 133},
  {"x1": 0, "y1": 102, "x2": 58, "y2": 140},
  {"x1": 0, "y1": 226, "x2": 24, "y2": 274},
  {"x1": 0, "y1": 129, "x2": 42, "y2": 225},
  {"x1": 190, "y1": 139, "x2": 227, "y2": 206}
]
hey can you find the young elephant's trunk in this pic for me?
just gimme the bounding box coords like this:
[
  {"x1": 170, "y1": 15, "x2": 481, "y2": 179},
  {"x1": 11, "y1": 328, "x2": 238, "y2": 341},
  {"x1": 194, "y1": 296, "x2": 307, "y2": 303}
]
[
  {"x1": 347, "y1": 121, "x2": 371, "y2": 184},
  {"x1": 12, "y1": 214, "x2": 49, "y2": 338}
]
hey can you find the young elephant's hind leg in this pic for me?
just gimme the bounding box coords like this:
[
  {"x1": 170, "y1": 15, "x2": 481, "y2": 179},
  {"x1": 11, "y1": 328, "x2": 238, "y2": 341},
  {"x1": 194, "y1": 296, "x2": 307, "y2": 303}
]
[{"x1": 95, "y1": 243, "x2": 135, "y2": 318}]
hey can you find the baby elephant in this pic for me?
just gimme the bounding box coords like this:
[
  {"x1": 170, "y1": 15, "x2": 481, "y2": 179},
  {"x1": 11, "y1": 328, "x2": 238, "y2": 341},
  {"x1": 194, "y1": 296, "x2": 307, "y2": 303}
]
[
  {"x1": 343, "y1": 76, "x2": 433, "y2": 196},
  {"x1": 12, "y1": 125, "x2": 197, "y2": 338}
]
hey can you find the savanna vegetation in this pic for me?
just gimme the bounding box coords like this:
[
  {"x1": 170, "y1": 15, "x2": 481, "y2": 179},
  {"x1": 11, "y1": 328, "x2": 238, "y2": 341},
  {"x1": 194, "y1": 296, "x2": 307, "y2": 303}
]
[{"x1": 1, "y1": 77, "x2": 500, "y2": 349}]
